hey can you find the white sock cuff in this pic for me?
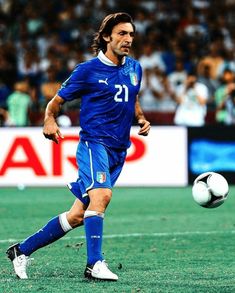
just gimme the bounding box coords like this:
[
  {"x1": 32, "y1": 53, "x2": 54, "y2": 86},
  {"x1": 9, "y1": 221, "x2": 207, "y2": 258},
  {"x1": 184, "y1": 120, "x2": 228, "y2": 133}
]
[
  {"x1": 59, "y1": 212, "x2": 73, "y2": 232},
  {"x1": 84, "y1": 210, "x2": 104, "y2": 219}
]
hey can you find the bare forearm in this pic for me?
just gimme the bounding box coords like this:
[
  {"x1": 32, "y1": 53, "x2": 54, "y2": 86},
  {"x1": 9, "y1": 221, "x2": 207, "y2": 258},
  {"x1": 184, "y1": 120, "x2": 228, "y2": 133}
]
[
  {"x1": 135, "y1": 96, "x2": 146, "y2": 122},
  {"x1": 44, "y1": 95, "x2": 63, "y2": 123},
  {"x1": 43, "y1": 95, "x2": 65, "y2": 144},
  {"x1": 135, "y1": 96, "x2": 151, "y2": 136}
]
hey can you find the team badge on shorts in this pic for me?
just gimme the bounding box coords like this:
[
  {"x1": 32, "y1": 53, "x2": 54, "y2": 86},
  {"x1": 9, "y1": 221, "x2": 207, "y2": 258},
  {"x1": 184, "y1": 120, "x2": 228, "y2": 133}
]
[
  {"x1": 96, "y1": 172, "x2": 106, "y2": 183},
  {"x1": 130, "y1": 72, "x2": 138, "y2": 86}
]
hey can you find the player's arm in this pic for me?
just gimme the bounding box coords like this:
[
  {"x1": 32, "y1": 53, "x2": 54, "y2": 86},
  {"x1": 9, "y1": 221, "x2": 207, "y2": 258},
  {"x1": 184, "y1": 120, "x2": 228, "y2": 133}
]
[
  {"x1": 135, "y1": 95, "x2": 151, "y2": 136},
  {"x1": 43, "y1": 95, "x2": 65, "y2": 144}
]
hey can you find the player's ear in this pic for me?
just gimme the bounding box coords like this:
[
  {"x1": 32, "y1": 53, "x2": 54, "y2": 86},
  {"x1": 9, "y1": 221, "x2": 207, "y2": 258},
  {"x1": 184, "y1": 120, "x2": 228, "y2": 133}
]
[{"x1": 102, "y1": 34, "x2": 111, "y2": 43}]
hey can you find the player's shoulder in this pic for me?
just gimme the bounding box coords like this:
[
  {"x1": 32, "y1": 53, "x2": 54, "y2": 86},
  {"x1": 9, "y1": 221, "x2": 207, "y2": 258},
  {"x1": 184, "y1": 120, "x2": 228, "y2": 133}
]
[
  {"x1": 125, "y1": 56, "x2": 142, "y2": 71},
  {"x1": 74, "y1": 57, "x2": 99, "y2": 71},
  {"x1": 126, "y1": 56, "x2": 140, "y2": 66},
  {"x1": 69, "y1": 57, "x2": 100, "y2": 79}
]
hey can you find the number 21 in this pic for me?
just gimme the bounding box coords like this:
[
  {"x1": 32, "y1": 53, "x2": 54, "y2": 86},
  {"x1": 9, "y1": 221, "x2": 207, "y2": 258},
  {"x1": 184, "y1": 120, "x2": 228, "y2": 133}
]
[{"x1": 114, "y1": 84, "x2": 129, "y2": 102}]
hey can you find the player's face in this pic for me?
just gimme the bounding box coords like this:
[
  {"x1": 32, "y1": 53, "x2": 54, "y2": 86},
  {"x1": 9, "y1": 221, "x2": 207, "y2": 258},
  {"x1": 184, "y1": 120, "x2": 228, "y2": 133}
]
[{"x1": 104, "y1": 22, "x2": 134, "y2": 62}]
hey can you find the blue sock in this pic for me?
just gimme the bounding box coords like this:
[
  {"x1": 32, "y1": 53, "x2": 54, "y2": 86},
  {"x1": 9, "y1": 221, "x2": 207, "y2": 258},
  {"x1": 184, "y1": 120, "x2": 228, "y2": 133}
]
[
  {"x1": 19, "y1": 213, "x2": 72, "y2": 256},
  {"x1": 84, "y1": 214, "x2": 104, "y2": 265}
]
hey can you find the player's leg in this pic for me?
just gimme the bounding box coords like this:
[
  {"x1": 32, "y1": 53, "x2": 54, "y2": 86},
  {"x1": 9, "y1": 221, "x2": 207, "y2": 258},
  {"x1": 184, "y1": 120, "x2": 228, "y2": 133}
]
[
  {"x1": 84, "y1": 148, "x2": 126, "y2": 281},
  {"x1": 81, "y1": 143, "x2": 127, "y2": 281},
  {"x1": 76, "y1": 141, "x2": 117, "y2": 280},
  {"x1": 6, "y1": 198, "x2": 86, "y2": 279},
  {"x1": 83, "y1": 187, "x2": 118, "y2": 280}
]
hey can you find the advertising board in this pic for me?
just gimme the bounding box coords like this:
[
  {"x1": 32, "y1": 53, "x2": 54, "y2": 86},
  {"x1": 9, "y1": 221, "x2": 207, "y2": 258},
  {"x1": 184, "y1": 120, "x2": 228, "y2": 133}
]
[
  {"x1": 188, "y1": 126, "x2": 235, "y2": 184},
  {"x1": 0, "y1": 127, "x2": 187, "y2": 187}
]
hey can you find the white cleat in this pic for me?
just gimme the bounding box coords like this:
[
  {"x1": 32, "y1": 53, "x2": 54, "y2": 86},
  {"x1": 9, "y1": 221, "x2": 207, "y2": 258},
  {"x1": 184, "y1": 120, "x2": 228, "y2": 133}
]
[
  {"x1": 84, "y1": 260, "x2": 118, "y2": 281},
  {"x1": 12, "y1": 254, "x2": 31, "y2": 279},
  {"x1": 6, "y1": 244, "x2": 32, "y2": 279}
]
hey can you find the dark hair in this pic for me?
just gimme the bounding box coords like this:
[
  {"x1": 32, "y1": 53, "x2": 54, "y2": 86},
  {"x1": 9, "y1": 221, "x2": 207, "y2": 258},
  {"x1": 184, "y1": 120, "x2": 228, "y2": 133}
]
[{"x1": 92, "y1": 12, "x2": 135, "y2": 56}]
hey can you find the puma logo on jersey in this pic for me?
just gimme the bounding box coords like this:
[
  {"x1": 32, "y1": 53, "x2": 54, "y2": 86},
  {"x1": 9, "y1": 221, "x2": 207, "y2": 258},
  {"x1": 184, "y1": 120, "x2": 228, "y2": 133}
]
[{"x1": 98, "y1": 78, "x2": 108, "y2": 85}]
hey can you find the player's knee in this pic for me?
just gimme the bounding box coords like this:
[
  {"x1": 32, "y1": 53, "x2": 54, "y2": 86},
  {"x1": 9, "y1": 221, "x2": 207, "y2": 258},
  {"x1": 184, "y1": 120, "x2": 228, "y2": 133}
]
[
  {"x1": 102, "y1": 192, "x2": 112, "y2": 205},
  {"x1": 88, "y1": 188, "x2": 112, "y2": 211},
  {"x1": 67, "y1": 212, "x2": 84, "y2": 228}
]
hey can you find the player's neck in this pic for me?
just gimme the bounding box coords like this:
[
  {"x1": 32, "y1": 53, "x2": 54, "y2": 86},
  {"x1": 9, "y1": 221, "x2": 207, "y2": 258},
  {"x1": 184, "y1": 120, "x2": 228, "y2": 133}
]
[{"x1": 104, "y1": 51, "x2": 124, "y2": 66}]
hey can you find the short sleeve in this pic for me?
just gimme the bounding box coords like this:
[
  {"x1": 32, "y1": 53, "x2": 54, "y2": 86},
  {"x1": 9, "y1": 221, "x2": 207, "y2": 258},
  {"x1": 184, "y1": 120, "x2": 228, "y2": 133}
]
[{"x1": 57, "y1": 64, "x2": 86, "y2": 101}]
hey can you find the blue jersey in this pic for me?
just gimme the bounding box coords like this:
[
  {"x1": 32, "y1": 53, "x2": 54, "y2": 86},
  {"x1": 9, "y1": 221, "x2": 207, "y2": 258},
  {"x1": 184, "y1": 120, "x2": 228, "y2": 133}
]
[{"x1": 57, "y1": 51, "x2": 142, "y2": 149}]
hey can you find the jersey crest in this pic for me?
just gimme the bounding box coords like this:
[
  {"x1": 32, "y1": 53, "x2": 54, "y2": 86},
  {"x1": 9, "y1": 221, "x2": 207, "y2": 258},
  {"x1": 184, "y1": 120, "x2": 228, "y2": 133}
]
[
  {"x1": 96, "y1": 172, "x2": 106, "y2": 183},
  {"x1": 130, "y1": 72, "x2": 138, "y2": 86}
]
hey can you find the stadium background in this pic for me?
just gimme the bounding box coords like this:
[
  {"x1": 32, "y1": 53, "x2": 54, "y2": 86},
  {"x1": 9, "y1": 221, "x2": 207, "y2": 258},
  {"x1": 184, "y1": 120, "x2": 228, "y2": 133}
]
[
  {"x1": 1, "y1": 0, "x2": 235, "y2": 185},
  {"x1": 1, "y1": 1, "x2": 235, "y2": 292}
]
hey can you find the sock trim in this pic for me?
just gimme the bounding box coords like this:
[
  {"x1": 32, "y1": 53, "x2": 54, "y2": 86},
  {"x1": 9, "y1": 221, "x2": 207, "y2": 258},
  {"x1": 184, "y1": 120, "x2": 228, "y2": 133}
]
[
  {"x1": 59, "y1": 212, "x2": 73, "y2": 232},
  {"x1": 84, "y1": 210, "x2": 104, "y2": 219}
]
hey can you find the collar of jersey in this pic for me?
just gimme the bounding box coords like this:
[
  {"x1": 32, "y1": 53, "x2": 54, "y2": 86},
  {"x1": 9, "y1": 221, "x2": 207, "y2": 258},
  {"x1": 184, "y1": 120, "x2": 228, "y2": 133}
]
[{"x1": 98, "y1": 51, "x2": 126, "y2": 66}]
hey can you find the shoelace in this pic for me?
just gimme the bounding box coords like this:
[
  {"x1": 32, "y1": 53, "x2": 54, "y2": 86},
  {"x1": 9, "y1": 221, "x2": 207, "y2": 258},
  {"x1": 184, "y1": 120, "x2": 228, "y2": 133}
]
[
  {"x1": 98, "y1": 261, "x2": 110, "y2": 273},
  {"x1": 88, "y1": 260, "x2": 108, "y2": 274},
  {"x1": 13, "y1": 246, "x2": 33, "y2": 267},
  {"x1": 102, "y1": 260, "x2": 109, "y2": 268},
  {"x1": 25, "y1": 256, "x2": 34, "y2": 267},
  {"x1": 16, "y1": 255, "x2": 34, "y2": 267}
]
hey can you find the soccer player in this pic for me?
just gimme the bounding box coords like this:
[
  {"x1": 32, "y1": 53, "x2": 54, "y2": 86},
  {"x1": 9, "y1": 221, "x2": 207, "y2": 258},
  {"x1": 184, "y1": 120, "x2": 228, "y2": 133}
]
[{"x1": 6, "y1": 12, "x2": 151, "y2": 281}]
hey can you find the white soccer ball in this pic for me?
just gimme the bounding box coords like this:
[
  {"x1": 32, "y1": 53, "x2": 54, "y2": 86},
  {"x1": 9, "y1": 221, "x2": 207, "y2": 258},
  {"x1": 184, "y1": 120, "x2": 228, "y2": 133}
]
[{"x1": 192, "y1": 172, "x2": 229, "y2": 208}]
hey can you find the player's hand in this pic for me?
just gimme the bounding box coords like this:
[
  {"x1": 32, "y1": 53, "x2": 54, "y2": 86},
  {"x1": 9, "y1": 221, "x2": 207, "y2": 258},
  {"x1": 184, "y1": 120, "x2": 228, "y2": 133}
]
[
  {"x1": 138, "y1": 119, "x2": 151, "y2": 136},
  {"x1": 43, "y1": 120, "x2": 64, "y2": 144}
]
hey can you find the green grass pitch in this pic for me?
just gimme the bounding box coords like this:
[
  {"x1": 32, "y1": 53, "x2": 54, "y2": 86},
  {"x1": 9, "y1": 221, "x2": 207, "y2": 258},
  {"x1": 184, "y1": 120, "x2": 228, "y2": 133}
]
[{"x1": 0, "y1": 186, "x2": 235, "y2": 293}]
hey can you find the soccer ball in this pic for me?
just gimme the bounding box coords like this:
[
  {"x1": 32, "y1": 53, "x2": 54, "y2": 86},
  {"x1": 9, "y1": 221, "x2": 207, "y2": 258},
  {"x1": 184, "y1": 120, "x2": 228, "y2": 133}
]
[{"x1": 192, "y1": 172, "x2": 229, "y2": 208}]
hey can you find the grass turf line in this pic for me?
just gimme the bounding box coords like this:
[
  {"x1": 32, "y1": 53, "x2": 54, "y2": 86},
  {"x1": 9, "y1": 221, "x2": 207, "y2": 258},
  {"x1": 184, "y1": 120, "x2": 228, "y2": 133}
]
[{"x1": 0, "y1": 187, "x2": 235, "y2": 292}]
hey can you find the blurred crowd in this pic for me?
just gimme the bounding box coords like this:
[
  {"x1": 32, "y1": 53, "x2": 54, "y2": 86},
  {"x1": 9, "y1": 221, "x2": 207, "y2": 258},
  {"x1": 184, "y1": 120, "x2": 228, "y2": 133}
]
[{"x1": 1, "y1": 0, "x2": 235, "y2": 126}]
